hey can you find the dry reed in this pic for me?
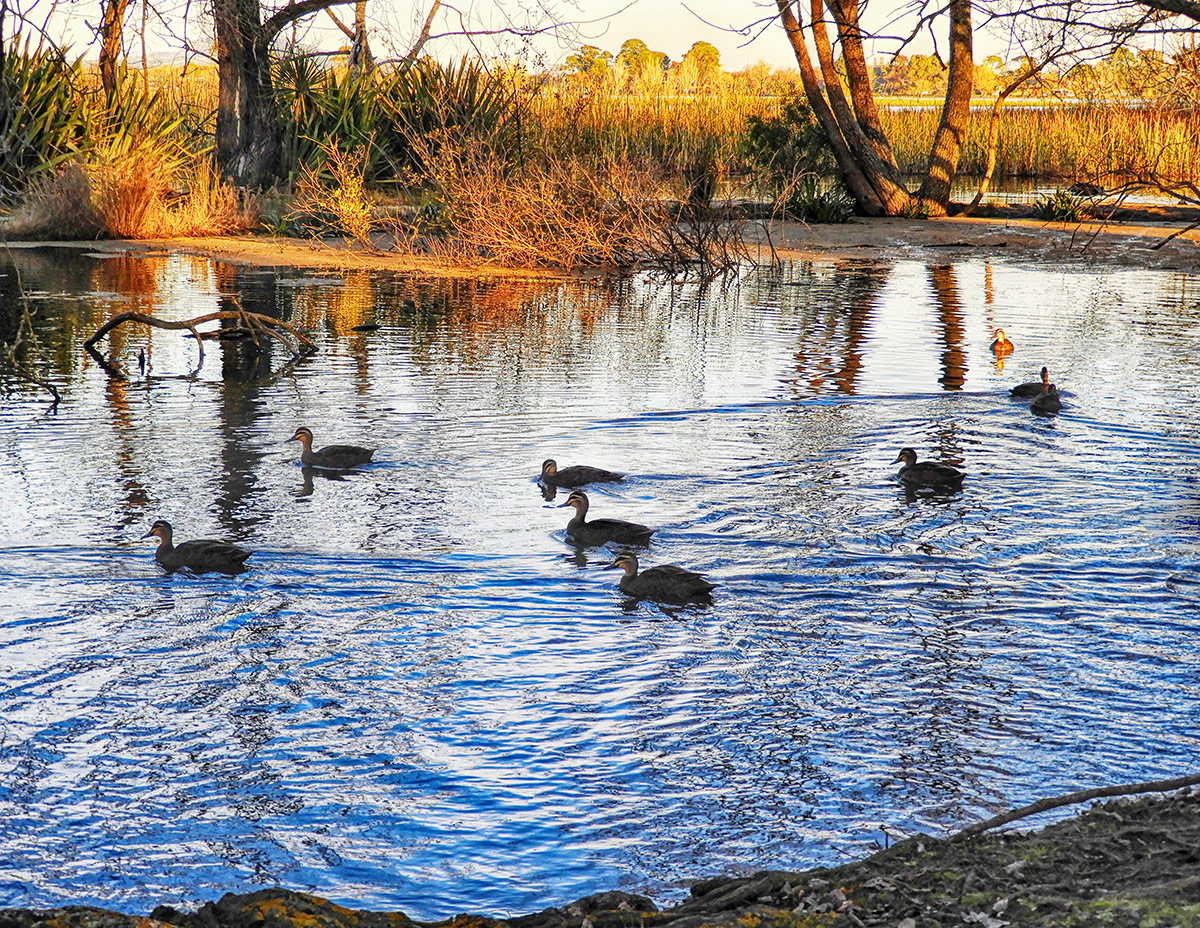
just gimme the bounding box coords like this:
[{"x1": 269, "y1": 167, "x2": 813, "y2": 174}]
[{"x1": 880, "y1": 103, "x2": 1200, "y2": 182}]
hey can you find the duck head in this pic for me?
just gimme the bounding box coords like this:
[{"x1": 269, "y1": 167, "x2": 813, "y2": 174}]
[
  {"x1": 892, "y1": 447, "x2": 918, "y2": 466},
  {"x1": 141, "y1": 519, "x2": 173, "y2": 543},
  {"x1": 605, "y1": 552, "x2": 640, "y2": 576},
  {"x1": 557, "y1": 490, "x2": 589, "y2": 513},
  {"x1": 541, "y1": 459, "x2": 558, "y2": 478},
  {"x1": 287, "y1": 427, "x2": 314, "y2": 448}
]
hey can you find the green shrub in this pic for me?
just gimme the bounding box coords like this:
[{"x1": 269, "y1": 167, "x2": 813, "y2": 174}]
[
  {"x1": 783, "y1": 175, "x2": 854, "y2": 223},
  {"x1": 1032, "y1": 189, "x2": 1087, "y2": 221},
  {"x1": 273, "y1": 56, "x2": 515, "y2": 186},
  {"x1": 0, "y1": 40, "x2": 90, "y2": 196},
  {"x1": 740, "y1": 92, "x2": 835, "y2": 186}
]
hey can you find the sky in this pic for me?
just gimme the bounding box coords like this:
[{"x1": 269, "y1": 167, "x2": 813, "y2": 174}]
[
  {"x1": 39, "y1": 0, "x2": 1011, "y2": 69},
  {"x1": 551, "y1": 0, "x2": 801, "y2": 70}
]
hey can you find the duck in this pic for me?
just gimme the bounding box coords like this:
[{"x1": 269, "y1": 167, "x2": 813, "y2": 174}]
[
  {"x1": 605, "y1": 552, "x2": 715, "y2": 604},
  {"x1": 286, "y1": 426, "x2": 374, "y2": 469},
  {"x1": 558, "y1": 490, "x2": 653, "y2": 547},
  {"x1": 1010, "y1": 366, "x2": 1050, "y2": 398},
  {"x1": 991, "y1": 328, "x2": 1015, "y2": 355},
  {"x1": 142, "y1": 520, "x2": 252, "y2": 575},
  {"x1": 1031, "y1": 383, "x2": 1063, "y2": 416},
  {"x1": 540, "y1": 458, "x2": 624, "y2": 488},
  {"x1": 892, "y1": 447, "x2": 966, "y2": 490}
]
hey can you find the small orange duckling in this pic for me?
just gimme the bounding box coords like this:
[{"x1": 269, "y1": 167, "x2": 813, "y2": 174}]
[{"x1": 991, "y1": 328, "x2": 1015, "y2": 356}]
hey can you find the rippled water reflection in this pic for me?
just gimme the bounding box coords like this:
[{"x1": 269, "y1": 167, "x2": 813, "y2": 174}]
[{"x1": 2, "y1": 246, "x2": 1199, "y2": 916}]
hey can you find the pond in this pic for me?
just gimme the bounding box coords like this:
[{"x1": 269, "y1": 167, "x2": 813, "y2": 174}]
[{"x1": 2, "y1": 245, "x2": 1199, "y2": 918}]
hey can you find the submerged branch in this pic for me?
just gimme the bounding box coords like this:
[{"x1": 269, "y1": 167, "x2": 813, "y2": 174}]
[{"x1": 84, "y1": 307, "x2": 317, "y2": 378}]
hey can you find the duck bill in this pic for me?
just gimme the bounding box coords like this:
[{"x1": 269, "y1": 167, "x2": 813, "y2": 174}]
[
  {"x1": 891, "y1": 454, "x2": 904, "y2": 464},
  {"x1": 140, "y1": 528, "x2": 156, "y2": 539}
]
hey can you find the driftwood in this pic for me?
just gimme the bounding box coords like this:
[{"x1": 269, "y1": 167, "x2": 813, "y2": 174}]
[
  {"x1": 84, "y1": 300, "x2": 316, "y2": 377},
  {"x1": 951, "y1": 771, "x2": 1200, "y2": 841}
]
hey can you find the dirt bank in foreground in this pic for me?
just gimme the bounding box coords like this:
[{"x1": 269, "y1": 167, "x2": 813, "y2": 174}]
[
  {"x1": 9, "y1": 210, "x2": 1199, "y2": 276},
  {"x1": 2, "y1": 790, "x2": 1198, "y2": 928}
]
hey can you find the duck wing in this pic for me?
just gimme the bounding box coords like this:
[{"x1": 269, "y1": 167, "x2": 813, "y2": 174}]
[
  {"x1": 900, "y1": 462, "x2": 965, "y2": 488},
  {"x1": 631, "y1": 565, "x2": 715, "y2": 602},
  {"x1": 172, "y1": 539, "x2": 253, "y2": 574},
  {"x1": 549, "y1": 465, "x2": 624, "y2": 486},
  {"x1": 313, "y1": 444, "x2": 375, "y2": 468}
]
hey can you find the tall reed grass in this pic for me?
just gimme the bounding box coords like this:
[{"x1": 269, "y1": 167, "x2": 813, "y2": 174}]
[
  {"x1": 880, "y1": 103, "x2": 1200, "y2": 181},
  {"x1": 527, "y1": 82, "x2": 771, "y2": 181}
]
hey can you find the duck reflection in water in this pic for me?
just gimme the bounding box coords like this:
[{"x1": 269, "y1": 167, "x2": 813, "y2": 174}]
[{"x1": 296, "y1": 464, "x2": 358, "y2": 498}]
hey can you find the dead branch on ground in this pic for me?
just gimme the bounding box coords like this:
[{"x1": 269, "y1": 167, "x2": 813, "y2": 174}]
[{"x1": 951, "y1": 771, "x2": 1200, "y2": 841}]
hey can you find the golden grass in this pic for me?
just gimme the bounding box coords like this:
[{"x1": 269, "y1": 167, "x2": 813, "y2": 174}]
[
  {"x1": 5, "y1": 151, "x2": 252, "y2": 240},
  {"x1": 527, "y1": 82, "x2": 771, "y2": 175},
  {"x1": 880, "y1": 103, "x2": 1200, "y2": 181}
]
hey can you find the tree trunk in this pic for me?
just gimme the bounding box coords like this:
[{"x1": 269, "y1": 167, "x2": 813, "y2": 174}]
[
  {"x1": 349, "y1": 0, "x2": 373, "y2": 73},
  {"x1": 807, "y1": 0, "x2": 910, "y2": 212},
  {"x1": 827, "y1": 0, "x2": 894, "y2": 164},
  {"x1": 962, "y1": 58, "x2": 1050, "y2": 215},
  {"x1": 213, "y1": 0, "x2": 280, "y2": 186},
  {"x1": 773, "y1": 0, "x2": 885, "y2": 214},
  {"x1": 915, "y1": 0, "x2": 973, "y2": 213},
  {"x1": 99, "y1": 0, "x2": 131, "y2": 102},
  {"x1": 774, "y1": 0, "x2": 910, "y2": 214}
]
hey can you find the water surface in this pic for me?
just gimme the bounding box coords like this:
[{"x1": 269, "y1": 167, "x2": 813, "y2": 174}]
[{"x1": 2, "y1": 247, "x2": 1198, "y2": 916}]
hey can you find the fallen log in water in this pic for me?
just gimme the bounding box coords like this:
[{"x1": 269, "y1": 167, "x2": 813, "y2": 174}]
[{"x1": 84, "y1": 300, "x2": 316, "y2": 378}]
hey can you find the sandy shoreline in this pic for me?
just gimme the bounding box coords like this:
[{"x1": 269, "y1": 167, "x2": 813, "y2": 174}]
[{"x1": 7, "y1": 212, "x2": 1198, "y2": 276}]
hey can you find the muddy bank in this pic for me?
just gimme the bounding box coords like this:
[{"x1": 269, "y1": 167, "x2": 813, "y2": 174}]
[
  {"x1": 6, "y1": 208, "x2": 1199, "y2": 277},
  {"x1": 3, "y1": 790, "x2": 1199, "y2": 928}
]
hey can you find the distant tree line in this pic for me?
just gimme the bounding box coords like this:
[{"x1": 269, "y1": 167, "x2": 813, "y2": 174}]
[{"x1": 560, "y1": 39, "x2": 1200, "y2": 103}]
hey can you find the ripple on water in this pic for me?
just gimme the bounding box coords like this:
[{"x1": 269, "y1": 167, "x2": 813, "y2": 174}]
[{"x1": 1, "y1": 255, "x2": 1199, "y2": 915}]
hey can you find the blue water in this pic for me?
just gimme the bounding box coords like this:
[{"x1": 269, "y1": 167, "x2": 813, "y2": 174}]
[{"x1": 1, "y1": 247, "x2": 1199, "y2": 917}]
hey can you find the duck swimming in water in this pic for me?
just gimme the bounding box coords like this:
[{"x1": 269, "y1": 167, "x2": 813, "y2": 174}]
[
  {"x1": 142, "y1": 520, "x2": 252, "y2": 574},
  {"x1": 287, "y1": 426, "x2": 374, "y2": 469},
  {"x1": 892, "y1": 447, "x2": 966, "y2": 490},
  {"x1": 1030, "y1": 383, "x2": 1063, "y2": 416},
  {"x1": 540, "y1": 458, "x2": 624, "y2": 488},
  {"x1": 1011, "y1": 366, "x2": 1050, "y2": 398},
  {"x1": 991, "y1": 328, "x2": 1015, "y2": 356},
  {"x1": 559, "y1": 490, "x2": 653, "y2": 547},
  {"x1": 606, "y1": 552, "x2": 715, "y2": 604}
]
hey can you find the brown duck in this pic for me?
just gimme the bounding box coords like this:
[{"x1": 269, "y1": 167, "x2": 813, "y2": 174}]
[
  {"x1": 540, "y1": 458, "x2": 624, "y2": 488},
  {"x1": 606, "y1": 552, "x2": 715, "y2": 604},
  {"x1": 1011, "y1": 366, "x2": 1050, "y2": 398},
  {"x1": 1031, "y1": 383, "x2": 1063, "y2": 416},
  {"x1": 287, "y1": 426, "x2": 374, "y2": 469},
  {"x1": 559, "y1": 490, "x2": 653, "y2": 547},
  {"x1": 142, "y1": 520, "x2": 252, "y2": 574},
  {"x1": 892, "y1": 448, "x2": 966, "y2": 490}
]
